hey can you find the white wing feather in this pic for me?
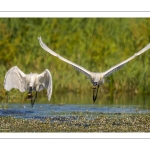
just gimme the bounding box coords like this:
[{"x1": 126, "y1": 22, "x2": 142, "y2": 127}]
[
  {"x1": 38, "y1": 36, "x2": 92, "y2": 79},
  {"x1": 103, "y1": 43, "x2": 150, "y2": 78},
  {"x1": 4, "y1": 66, "x2": 27, "y2": 92},
  {"x1": 38, "y1": 69, "x2": 52, "y2": 101}
]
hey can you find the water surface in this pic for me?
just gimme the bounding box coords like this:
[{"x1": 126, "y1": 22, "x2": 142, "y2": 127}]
[{"x1": 0, "y1": 93, "x2": 150, "y2": 120}]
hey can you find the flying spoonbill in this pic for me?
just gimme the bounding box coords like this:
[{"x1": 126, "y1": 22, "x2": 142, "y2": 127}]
[{"x1": 38, "y1": 36, "x2": 150, "y2": 103}]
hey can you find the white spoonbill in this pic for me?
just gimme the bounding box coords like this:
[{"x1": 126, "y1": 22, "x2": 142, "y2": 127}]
[
  {"x1": 4, "y1": 66, "x2": 52, "y2": 107},
  {"x1": 38, "y1": 36, "x2": 150, "y2": 103}
]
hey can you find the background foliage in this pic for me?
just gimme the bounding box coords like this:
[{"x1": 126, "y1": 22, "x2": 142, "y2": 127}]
[{"x1": 1, "y1": 18, "x2": 150, "y2": 102}]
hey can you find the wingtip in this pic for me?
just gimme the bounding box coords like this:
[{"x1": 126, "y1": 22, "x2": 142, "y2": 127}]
[
  {"x1": 38, "y1": 36, "x2": 41, "y2": 40},
  {"x1": 45, "y1": 69, "x2": 51, "y2": 73},
  {"x1": 147, "y1": 43, "x2": 150, "y2": 47},
  {"x1": 13, "y1": 66, "x2": 19, "y2": 70},
  {"x1": 48, "y1": 96, "x2": 51, "y2": 101},
  {"x1": 145, "y1": 43, "x2": 150, "y2": 48}
]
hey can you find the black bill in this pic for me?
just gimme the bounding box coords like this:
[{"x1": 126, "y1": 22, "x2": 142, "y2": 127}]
[{"x1": 93, "y1": 86, "x2": 99, "y2": 103}]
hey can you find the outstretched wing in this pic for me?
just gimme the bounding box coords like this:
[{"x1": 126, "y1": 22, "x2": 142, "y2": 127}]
[
  {"x1": 38, "y1": 69, "x2": 52, "y2": 101},
  {"x1": 38, "y1": 36, "x2": 92, "y2": 80},
  {"x1": 4, "y1": 66, "x2": 27, "y2": 92},
  {"x1": 103, "y1": 43, "x2": 150, "y2": 78}
]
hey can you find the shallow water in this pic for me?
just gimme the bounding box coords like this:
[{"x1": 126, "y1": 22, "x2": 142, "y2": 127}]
[
  {"x1": 1, "y1": 93, "x2": 150, "y2": 120},
  {"x1": 0, "y1": 103, "x2": 150, "y2": 120}
]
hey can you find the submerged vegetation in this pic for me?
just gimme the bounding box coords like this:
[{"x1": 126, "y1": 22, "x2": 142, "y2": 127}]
[
  {"x1": 1, "y1": 113, "x2": 150, "y2": 132},
  {"x1": 1, "y1": 18, "x2": 150, "y2": 102}
]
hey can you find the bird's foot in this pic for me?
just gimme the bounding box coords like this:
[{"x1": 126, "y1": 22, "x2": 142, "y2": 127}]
[
  {"x1": 93, "y1": 96, "x2": 97, "y2": 103},
  {"x1": 31, "y1": 99, "x2": 35, "y2": 107}
]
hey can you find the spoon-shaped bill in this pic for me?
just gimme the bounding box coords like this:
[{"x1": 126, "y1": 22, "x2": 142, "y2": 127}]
[{"x1": 93, "y1": 86, "x2": 99, "y2": 103}]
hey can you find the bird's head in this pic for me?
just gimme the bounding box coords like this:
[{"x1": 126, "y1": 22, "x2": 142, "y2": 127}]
[
  {"x1": 91, "y1": 73, "x2": 104, "y2": 103},
  {"x1": 28, "y1": 86, "x2": 32, "y2": 99},
  {"x1": 92, "y1": 82, "x2": 98, "y2": 89},
  {"x1": 26, "y1": 74, "x2": 38, "y2": 100}
]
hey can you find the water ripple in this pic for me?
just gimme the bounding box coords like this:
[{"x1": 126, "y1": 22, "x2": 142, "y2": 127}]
[{"x1": 0, "y1": 104, "x2": 150, "y2": 120}]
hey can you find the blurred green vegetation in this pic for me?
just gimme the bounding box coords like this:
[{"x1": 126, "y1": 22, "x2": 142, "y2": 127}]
[{"x1": 1, "y1": 18, "x2": 150, "y2": 102}]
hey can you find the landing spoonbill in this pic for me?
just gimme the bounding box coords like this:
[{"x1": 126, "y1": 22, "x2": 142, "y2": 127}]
[{"x1": 4, "y1": 66, "x2": 52, "y2": 107}]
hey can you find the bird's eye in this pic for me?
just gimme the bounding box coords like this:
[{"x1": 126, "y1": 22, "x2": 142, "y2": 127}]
[{"x1": 93, "y1": 82, "x2": 97, "y2": 86}]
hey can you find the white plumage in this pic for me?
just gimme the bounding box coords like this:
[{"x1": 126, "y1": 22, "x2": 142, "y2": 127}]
[
  {"x1": 4, "y1": 66, "x2": 52, "y2": 106},
  {"x1": 38, "y1": 36, "x2": 150, "y2": 102}
]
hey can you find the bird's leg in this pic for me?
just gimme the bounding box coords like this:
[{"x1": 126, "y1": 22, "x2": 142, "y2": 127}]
[
  {"x1": 28, "y1": 87, "x2": 34, "y2": 107},
  {"x1": 6, "y1": 91, "x2": 10, "y2": 103},
  {"x1": 35, "y1": 91, "x2": 37, "y2": 99},
  {"x1": 31, "y1": 92, "x2": 37, "y2": 107},
  {"x1": 93, "y1": 85, "x2": 99, "y2": 103},
  {"x1": 30, "y1": 97, "x2": 34, "y2": 107}
]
